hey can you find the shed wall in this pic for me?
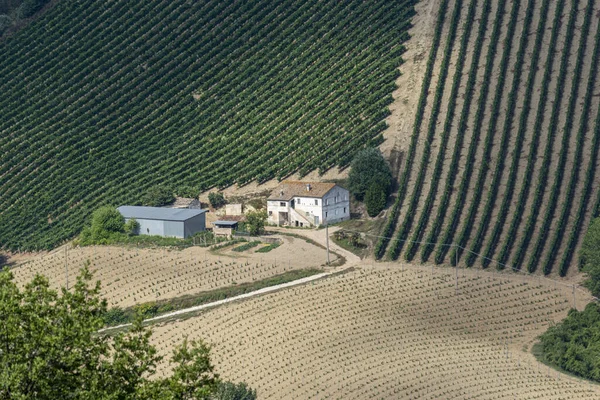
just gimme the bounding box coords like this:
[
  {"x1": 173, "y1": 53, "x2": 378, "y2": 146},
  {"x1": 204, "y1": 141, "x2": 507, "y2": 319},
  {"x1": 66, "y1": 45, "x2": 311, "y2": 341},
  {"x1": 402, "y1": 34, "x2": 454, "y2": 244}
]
[
  {"x1": 131, "y1": 218, "x2": 165, "y2": 237},
  {"x1": 183, "y1": 213, "x2": 206, "y2": 238},
  {"x1": 164, "y1": 221, "x2": 184, "y2": 238}
]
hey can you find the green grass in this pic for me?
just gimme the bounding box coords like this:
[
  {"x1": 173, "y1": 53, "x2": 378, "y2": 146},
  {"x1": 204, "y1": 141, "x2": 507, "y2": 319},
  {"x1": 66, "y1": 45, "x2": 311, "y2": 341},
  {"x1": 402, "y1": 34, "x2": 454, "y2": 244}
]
[
  {"x1": 0, "y1": 0, "x2": 416, "y2": 251},
  {"x1": 232, "y1": 241, "x2": 261, "y2": 252},
  {"x1": 255, "y1": 242, "x2": 281, "y2": 253}
]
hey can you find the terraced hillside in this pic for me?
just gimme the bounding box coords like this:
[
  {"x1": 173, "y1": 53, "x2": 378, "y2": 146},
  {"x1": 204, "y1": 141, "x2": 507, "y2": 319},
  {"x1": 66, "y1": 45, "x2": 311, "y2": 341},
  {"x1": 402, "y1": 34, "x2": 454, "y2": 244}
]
[
  {"x1": 378, "y1": 0, "x2": 600, "y2": 276},
  {"x1": 0, "y1": 0, "x2": 415, "y2": 251}
]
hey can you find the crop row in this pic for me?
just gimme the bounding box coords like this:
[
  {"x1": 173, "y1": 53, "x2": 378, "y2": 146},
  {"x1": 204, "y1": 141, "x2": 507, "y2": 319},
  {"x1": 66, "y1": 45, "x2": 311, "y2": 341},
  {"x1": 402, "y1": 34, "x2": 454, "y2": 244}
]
[
  {"x1": 447, "y1": 0, "x2": 520, "y2": 265},
  {"x1": 512, "y1": 0, "x2": 578, "y2": 273},
  {"x1": 433, "y1": 0, "x2": 507, "y2": 265},
  {"x1": 403, "y1": 0, "x2": 479, "y2": 262},
  {"x1": 373, "y1": 0, "x2": 450, "y2": 259},
  {"x1": 539, "y1": 0, "x2": 595, "y2": 275},
  {"x1": 467, "y1": 0, "x2": 536, "y2": 268},
  {"x1": 388, "y1": 0, "x2": 465, "y2": 260},
  {"x1": 419, "y1": 0, "x2": 493, "y2": 263},
  {"x1": 481, "y1": 0, "x2": 552, "y2": 269}
]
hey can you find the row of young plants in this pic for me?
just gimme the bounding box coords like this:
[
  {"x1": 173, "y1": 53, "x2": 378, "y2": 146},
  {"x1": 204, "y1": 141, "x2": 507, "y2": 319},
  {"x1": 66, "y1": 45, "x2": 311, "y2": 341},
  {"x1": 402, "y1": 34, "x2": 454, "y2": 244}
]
[
  {"x1": 480, "y1": 0, "x2": 552, "y2": 269},
  {"x1": 466, "y1": 0, "x2": 536, "y2": 268},
  {"x1": 537, "y1": 0, "x2": 595, "y2": 275},
  {"x1": 373, "y1": 0, "x2": 450, "y2": 259},
  {"x1": 511, "y1": 0, "x2": 577, "y2": 273},
  {"x1": 494, "y1": 0, "x2": 566, "y2": 269},
  {"x1": 447, "y1": 0, "x2": 520, "y2": 265},
  {"x1": 0, "y1": 0, "x2": 417, "y2": 250},
  {"x1": 403, "y1": 0, "x2": 479, "y2": 261},
  {"x1": 559, "y1": 22, "x2": 600, "y2": 276},
  {"x1": 388, "y1": 0, "x2": 464, "y2": 260},
  {"x1": 419, "y1": 0, "x2": 493, "y2": 263},
  {"x1": 433, "y1": 0, "x2": 507, "y2": 265}
]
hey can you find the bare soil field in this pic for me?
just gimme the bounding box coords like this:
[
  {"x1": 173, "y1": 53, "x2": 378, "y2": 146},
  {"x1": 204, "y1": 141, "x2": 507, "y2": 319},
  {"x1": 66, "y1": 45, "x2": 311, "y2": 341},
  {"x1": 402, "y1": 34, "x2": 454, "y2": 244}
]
[
  {"x1": 10, "y1": 235, "x2": 334, "y2": 308},
  {"x1": 150, "y1": 263, "x2": 600, "y2": 399}
]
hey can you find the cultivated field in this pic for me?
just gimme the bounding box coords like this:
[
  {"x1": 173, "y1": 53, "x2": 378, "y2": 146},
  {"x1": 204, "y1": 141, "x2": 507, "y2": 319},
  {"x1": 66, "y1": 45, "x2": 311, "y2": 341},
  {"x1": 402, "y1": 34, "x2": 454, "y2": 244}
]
[
  {"x1": 378, "y1": 0, "x2": 600, "y2": 277},
  {"x1": 0, "y1": 0, "x2": 416, "y2": 251},
  {"x1": 150, "y1": 264, "x2": 600, "y2": 399},
  {"x1": 11, "y1": 235, "x2": 334, "y2": 307}
]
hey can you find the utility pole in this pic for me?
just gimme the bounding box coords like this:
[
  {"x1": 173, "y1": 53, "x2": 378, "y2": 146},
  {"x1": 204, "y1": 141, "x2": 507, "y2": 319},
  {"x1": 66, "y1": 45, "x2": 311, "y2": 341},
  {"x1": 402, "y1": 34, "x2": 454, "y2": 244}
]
[
  {"x1": 64, "y1": 246, "x2": 69, "y2": 291},
  {"x1": 325, "y1": 219, "x2": 330, "y2": 265}
]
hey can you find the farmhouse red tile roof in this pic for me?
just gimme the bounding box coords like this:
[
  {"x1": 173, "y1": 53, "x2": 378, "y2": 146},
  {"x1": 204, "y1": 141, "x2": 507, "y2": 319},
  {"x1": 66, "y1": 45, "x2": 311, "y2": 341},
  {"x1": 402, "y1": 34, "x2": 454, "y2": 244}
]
[{"x1": 268, "y1": 181, "x2": 337, "y2": 201}]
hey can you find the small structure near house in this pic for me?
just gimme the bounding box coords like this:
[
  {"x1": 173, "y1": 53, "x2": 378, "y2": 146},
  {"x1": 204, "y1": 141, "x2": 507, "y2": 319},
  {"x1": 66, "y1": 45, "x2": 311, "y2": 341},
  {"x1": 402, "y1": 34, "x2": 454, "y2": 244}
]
[
  {"x1": 212, "y1": 220, "x2": 239, "y2": 236},
  {"x1": 117, "y1": 206, "x2": 207, "y2": 238},
  {"x1": 267, "y1": 181, "x2": 350, "y2": 227}
]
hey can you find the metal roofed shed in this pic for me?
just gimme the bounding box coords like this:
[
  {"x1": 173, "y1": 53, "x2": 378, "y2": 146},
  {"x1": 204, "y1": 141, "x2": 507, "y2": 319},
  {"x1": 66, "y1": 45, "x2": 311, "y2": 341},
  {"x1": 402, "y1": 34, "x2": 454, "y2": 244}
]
[
  {"x1": 117, "y1": 206, "x2": 207, "y2": 238},
  {"x1": 212, "y1": 220, "x2": 239, "y2": 236}
]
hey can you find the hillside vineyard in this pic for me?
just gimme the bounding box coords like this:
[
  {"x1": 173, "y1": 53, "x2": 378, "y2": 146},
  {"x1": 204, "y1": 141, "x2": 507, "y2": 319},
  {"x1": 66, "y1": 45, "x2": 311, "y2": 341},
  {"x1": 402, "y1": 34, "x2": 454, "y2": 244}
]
[
  {"x1": 0, "y1": 0, "x2": 415, "y2": 250},
  {"x1": 377, "y1": 0, "x2": 600, "y2": 276}
]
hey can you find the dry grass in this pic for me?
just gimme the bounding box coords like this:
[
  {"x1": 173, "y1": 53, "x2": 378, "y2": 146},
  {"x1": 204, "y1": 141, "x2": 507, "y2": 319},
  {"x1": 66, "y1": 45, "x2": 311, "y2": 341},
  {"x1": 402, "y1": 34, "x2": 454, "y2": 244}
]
[{"x1": 150, "y1": 263, "x2": 600, "y2": 399}]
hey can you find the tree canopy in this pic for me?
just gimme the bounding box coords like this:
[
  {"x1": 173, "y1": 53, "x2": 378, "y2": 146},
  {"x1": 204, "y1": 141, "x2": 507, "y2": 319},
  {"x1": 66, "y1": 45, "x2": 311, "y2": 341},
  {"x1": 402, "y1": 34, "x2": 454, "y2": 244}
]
[
  {"x1": 142, "y1": 185, "x2": 175, "y2": 207},
  {"x1": 347, "y1": 148, "x2": 393, "y2": 201},
  {"x1": 580, "y1": 217, "x2": 600, "y2": 297},
  {"x1": 245, "y1": 210, "x2": 268, "y2": 236},
  {"x1": 0, "y1": 265, "x2": 254, "y2": 399}
]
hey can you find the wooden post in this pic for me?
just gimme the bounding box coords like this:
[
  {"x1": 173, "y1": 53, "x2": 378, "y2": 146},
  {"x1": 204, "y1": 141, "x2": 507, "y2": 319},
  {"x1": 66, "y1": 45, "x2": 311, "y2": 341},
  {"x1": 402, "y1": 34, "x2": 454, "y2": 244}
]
[{"x1": 325, "y1": 220, "x2": 330, "y2": 266}]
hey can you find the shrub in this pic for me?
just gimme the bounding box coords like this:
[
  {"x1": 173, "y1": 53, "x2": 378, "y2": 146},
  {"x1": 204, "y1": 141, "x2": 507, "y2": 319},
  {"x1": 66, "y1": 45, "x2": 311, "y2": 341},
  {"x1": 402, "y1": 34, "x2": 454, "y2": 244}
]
[
  {"x1": 208, "y1": 192, "x2": 226, "y2": 209},
  {"x1": 347, "y1": 148, "x2": 393, "y2": 201},
  {"x1": 124, "y1": 218, "x2": 140, "y2": 236},
  {"x1": 175, "y1": 185, "x2": 199, "y2": 198},
  {"x1": 16, "y1": 0, "x2": 49, "y2": 19},
  {"x1": 91, "y1": 206, "x2": 124, "y2": 238},
  {"x1": 580, "y1": 217, "x2": 600, "y2": 297},
  {"x1": 365, "y1": 182, "x2": 387, "y2": 217},
  {"x1": 245, "y1": 210, "x2": 268, "y2": 236},
  {"x1": 142, "y1": 185, "x2": 175, "y2": 207},
  {"x1": 212, "y1": 381, "x2": 257, "y2": 400}
]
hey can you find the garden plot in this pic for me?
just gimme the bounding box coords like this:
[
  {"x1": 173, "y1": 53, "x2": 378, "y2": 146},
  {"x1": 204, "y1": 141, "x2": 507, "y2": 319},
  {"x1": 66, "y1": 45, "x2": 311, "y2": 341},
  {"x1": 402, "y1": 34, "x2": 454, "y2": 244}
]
[
  {"x1": 151, "y1": 263, "x2": 600, "y2": 399},
  {"x1": 10, "y1": 235, "x2": 332, "y2": 308}
]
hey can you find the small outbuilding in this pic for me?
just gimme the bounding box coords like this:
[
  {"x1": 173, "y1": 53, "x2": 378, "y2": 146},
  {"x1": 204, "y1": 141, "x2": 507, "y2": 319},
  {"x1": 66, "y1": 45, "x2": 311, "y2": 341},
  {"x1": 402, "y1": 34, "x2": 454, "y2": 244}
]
[
  {"x1": 117, "y1": 206, "x2": 207, "y2": 238},
  {"x1": 212, "y1": 220, "x2": 239, "y2": 236}
]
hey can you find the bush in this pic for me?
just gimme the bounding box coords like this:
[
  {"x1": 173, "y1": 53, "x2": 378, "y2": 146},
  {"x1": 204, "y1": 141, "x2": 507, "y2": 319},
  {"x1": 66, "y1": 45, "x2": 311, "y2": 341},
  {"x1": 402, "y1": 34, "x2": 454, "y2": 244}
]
[
  {"x1": 212, "y1": 381, "x2": 257, "y2": 400},
  {"x1": 245, "y1": 210, "x2": 267, "y2": 236},
  {"x1": 0, "y1": 14, "x2": 11, "y2": 35},
  {"x1": 365, "y1": 182, "x2": 387, "y2": 217},
  {"x1": 175, "y1": 185, "x2": 199, "y2": 198},
  {"x1": 91, "y1": 206, "x2": 124, "y2": 236},
  {"x1": 124, "y1": 218, "x2": 140, "y2": 236},
  {"x1": 208, "y1": 192, "x2": 226, "y2": 208},
  {"x1": 580, "y1": 217, "x2": 600, "y2": 296},
  {"x1": 142, "y1": 185, "x2": 175, "y2": 207},
  {"x1": 347, "y1": 148, "x2": 393, "y2": 201}
]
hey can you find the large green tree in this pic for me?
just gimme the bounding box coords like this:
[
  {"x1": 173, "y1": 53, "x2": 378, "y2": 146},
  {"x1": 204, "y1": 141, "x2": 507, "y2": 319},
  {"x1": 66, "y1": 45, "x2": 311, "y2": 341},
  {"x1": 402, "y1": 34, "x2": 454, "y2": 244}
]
[
  {"x1": 0, "y1": 265, "x2": 252, "y2": 399},
  {"x1": 347, "y1": 148, "x2": 393, "y2": 201},
  {"x1": 580, "y1": 217, "x2": 600, "y2": 296}
]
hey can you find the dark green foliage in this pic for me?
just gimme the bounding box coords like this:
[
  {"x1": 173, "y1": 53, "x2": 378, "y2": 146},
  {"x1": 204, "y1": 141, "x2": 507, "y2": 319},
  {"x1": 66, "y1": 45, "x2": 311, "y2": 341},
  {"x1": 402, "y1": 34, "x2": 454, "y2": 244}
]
[
  {"x1": 0, "y1": 0, "x2": 415, "y2": 251},
  {"x1": 125, "y1": 218, "x2": 140, "y2": 236},
  {"x1": 175, "y1": 185, "x2": 199, "y2": 199},
  {"x1": 347, "y1": 148, "x2": 392, "y2": 201},
  {"x1": 232, "y1": 241, "x2": 261, "y2": 252},
  {"x1": 142, "y1": 185, "x2": 175, "y2": 207},
  {"x1": 16, "y1": 0, "x2": 48, "y2": 18},
  {"x1": 80, "y1": 206, "x2": 125, "y2": 244},
  {"x1": 365, "y1": 182, "x2": 386, "y2": 217},
  {"x1": 245, "y1": 210, "x2": 267, "y2": 236},
  {"x1": 255, "y1": 242, "x2": 280, "y2": 253},
  {"x1": 580, "y1": 217, "x2": 600, "y2": 297},
  {"x1": 208, "y1": 192, "x2": 227, "y2": 209},
  {"x1": 540, "y1": 303, "x2": 600, "y2": 382},
  {"x1": 0, "y1": 14, "x2": 10, "y2": 34},
  {"x1": 0, "y1": 265, "x2": 235, "y2": 398},
  {"x1": 213, "y1": 381, "x2": 257, "y2": 400}
]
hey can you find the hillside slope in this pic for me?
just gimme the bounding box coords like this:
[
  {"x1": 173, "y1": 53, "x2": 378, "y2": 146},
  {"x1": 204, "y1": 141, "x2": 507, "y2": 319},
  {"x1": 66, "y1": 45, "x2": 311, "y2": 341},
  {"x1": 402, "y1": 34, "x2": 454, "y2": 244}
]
[
  {"x1": 0, "y1": 0, "x2": 415, "y2": 250},
  {"x1": 378, "y1": 0, "x2": 600, "y2": 277}
]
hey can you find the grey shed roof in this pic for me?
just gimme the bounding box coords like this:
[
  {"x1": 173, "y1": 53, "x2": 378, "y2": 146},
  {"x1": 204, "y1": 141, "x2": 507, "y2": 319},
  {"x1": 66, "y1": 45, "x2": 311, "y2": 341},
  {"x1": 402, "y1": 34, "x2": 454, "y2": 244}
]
[
  {"x1": 213, "y1": 220, "x2": 239, "y2": 227},
  {"x1": 118, "y1": 206, "x2": 207, "y2": 222}
]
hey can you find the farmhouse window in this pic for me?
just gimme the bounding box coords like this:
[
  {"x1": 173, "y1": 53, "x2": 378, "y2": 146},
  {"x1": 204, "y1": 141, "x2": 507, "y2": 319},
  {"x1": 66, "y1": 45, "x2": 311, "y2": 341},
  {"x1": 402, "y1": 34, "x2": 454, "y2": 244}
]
[
  {"x1": 269, "y1": 211, "x2": 272, "y2": 216},
  {"x1": 315, "y1": 199, "x2": 318, "y2": 205},
  {"x1": 297, "y1": 198, "x2": 301, "y2": 204},
  {"x1": 280, "y1": 202, "x2": 286, "y2": 207}
]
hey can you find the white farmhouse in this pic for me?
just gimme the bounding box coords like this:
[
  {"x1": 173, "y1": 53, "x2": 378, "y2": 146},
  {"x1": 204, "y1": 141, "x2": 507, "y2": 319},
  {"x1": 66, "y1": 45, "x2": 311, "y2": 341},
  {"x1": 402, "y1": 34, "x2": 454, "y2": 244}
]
[{"x1": 267, "y1": 181, "x2": 350, "y2": 227}]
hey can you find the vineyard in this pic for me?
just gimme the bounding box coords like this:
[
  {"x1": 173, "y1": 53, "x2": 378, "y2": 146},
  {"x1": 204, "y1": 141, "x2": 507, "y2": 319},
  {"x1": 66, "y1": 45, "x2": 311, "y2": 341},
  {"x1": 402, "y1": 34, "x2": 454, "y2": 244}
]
[
  {"x1": 150, "y1": 264, "x2": 600, "y2": 398},
  {"x1": 0, "y1": 0, "x2": 416, "y2": 251},
  {"x1": 377, "y1": 0, "x2": 600, "y2": 276},
  {"x1": 10, "y1": 236, "x2": 331, "y2": 307}
]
